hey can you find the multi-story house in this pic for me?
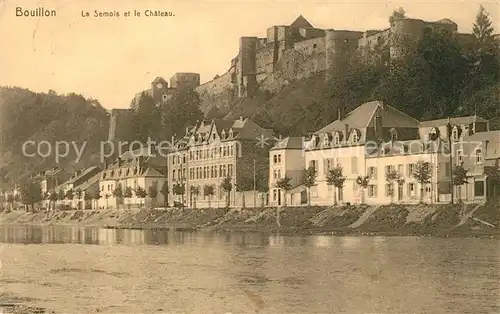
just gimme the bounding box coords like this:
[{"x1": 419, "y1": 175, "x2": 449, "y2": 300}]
[
  {"x1": 300, "y1": 100, "x2": 421, "y2": 206},
  {"x1": 364, "y1": 140, "x2": 449, "y2": 204},
  {"x1": 54, "y1": 166, "x2": 102, "y2": 209},
  {"x1": 418, "y1": 116, "x2": 495, "y2": 203},
  {"x1": 98, "y1": 147, "x2": 167, "y2": 209},
  {"x1": 168, "y1": 117, "x2": 274, "y2": 208},
  {"x1": 268, "y1": 137, "x2": 305, "y2": 206},
  {"x1": 29, "y1": 167, "x2": 70, "y2": 196}
]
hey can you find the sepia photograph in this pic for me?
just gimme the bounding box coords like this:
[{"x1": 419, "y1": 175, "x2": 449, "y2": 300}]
[{"x1": 0, "y1": 0, "x2": 499, "y2": 313}]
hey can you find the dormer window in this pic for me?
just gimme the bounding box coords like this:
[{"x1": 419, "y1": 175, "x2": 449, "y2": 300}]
[
  {"x1": 221, "y1": 130, "x2": 226, "y2": 140},
  {"x1": 351, "y1": 129, "x2": 361, "y2": 143},
  {"x1": 229, "y1": 129, "x2": 233, "y2": 138},
  {"x1": 475, "y1": 148, "x2": 483, "y2": 164},
  {"x1": 429, "y1": 127, "x2": 440, "y2": 141},
  {"x1": 212, "y1": 133, "x2": 216, "y2": 140},
  {"x1": 323, "y1": 133, "x2": 332, "y2": 147},
  {"x1": 452, "y1": 126, "x2": 459, "y2": 141},
  {"x1": 333, "y1": 131, "x2": 342, "y2": 145},
  {"x1": 389, "y1": 128, "x2": 398, "y2": 141}
]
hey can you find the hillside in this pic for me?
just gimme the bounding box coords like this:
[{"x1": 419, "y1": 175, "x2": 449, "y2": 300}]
[{"x1": 0, "y1": 87, "x2": 109, "y2": 183}]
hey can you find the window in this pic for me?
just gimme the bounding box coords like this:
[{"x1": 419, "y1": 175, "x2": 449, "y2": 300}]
[
  {"x1": 390, "y1": 128, "x2": 398, "y2": 141},
  {"x1": 398, "y1": 164, "x2": 404, "y2": 175},
  {"x1": 273, "y1": 170, "x2": 278, "y2": 180},
  {"x1": 273, "y1": 155, "x2": 278, "y2": 164},
  {"x1": 407, "y1": 183, "x2": 416, "y2": 198},
  {"x1": 407, "y1": 164, "x2": 415, "y2": 177},
  {"x1": 457, "y1": 150, "x2": 464, "y2": 164},
  {"x1": 425, "y1": 185, "x2": 431, "y2": 195},
  {"x1": 368, "y1": 185, "x2": 377, "y2": 197},
  {"x1": 474, "y1": 181, "x2": 484, "y2": 196},
  {"x1": 475, "y1": 149, "x2": 483, "y2": 164},
  {"x1": 277, "y1": 169, "x2": 281, "y2": 179},
  {"x1": 351, "y1": 157, "x2": 358, "y2": 174},
  {"x1": 309, "y1": 160, "x2": 317, "y2": 171},
  {"x1": 385, "y1": 184, "x2": 394, "y2": 197},
  {"x1": 352, "y1": 131, "x2": 359, "y2": 143},
  {"x1": 324, "y1": 158, "x2": 333, "y2": 175},
  {"x1": 368, "y1": 167, "x2": 377, "y2": 179},
  {"x1": 172, "y1": 170, "x2": 176, "y2": 179},
  {"x1": 323, "y1": 134, "x2": 330, "y2": 147},
  {"x1": 452, "y1": 126, "x2": 459, "y2": 141},
  {"x1": 334, "y1": 132, "x2": 341, "y2": 145},
  {"x1": 464, "y1": 125, "x2": 469, "y2": 137},
  {"x1": 273, "y1": 189, "x2": 277, "y2": 201},
  {"x1": 278, "y1": 154, "x2": 281, "y2": 163},
  {"x1": 313, "y1": 43, "x2": 317, "y2": 48}
]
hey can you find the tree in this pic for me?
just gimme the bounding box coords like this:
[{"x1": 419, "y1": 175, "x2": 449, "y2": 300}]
[
  {"x1": 65, "y1": 189, "x2": 74, "y2": 201},
  {"x1": 112, "y1": 184, "x2": 123, "y2": 209},
  {"x1": 300, "y1": 165, "x2": 317, "y2": 206},
  {"x1": 389, "y1": 7, "x2": 406, "y2": 24},
  {"x1": 148, "y1": 185, "x2": 159, "y2": 208},
  {"x1": 159, "y1": 89, "x2": 204, "y2": 140},
  {"x1": 123, "y1": 186, "x2": 133, "y2": 209},
  {"x1": 326, "y1": 165, "x2": 346, "y2": 206},
  {"x1": 131, "y1": 92, "x2": 160, "y2": 142},
  {"x1": 473, "y1": 5, "x2": 496, "y2": 55},
  {"x1": 412, "y1": 161, "x2": 432, "y2": 203},
  {"x1": 190, "y1": 185, "x2": 200, "y2": 209},
  {"x1": 75, "y1": 188, "x2": 82, "y2": 200},
  {"x1": 275, "y1": 176, "x2": 292, "y2": 207},
  {"x1": 19, "y1": 181, "x2": 42, "y2": 212},
  {"x1": 123, "y1": 186, "x2": 133, "y2": 198},
  {"x1": 385, "y1": 168, "x2": 400, "y2": 203},
  {"x1": 203, "y1": 185, "x2": 215, "y2": 208},
  {"x1": 221, "y1": 176, "x2": 232, "y2": 208},
  {"x1": 452, "y1": 163, "x2": 469, "y2": 202},
  {"x1": 160, "y1": 182, "x2": 169, "y2": 209},
  {"x1": 134, "y1": 186, "x2": 147, "y2": 208},
  {"x1": 172, "y1": 182, "x2": 186, "y2": 206},
  {"x1": 355, "y1": 175, "x2": 370, "y2": 204},
  {"x1": 48, "y1": 190, "x2": 58, "y2": 210}
]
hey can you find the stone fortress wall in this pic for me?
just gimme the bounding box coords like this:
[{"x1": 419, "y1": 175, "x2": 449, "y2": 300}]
[{"x1": 114, "y1": 15, "x2": 478, "y2": 141}]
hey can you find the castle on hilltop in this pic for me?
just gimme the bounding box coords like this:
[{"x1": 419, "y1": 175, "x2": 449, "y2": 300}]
[{"x1": 112, "y1": 15, "x2": 477, "y2": 141}]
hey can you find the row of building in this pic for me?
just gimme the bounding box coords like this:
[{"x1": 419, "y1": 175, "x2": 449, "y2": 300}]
[{"x1": 2, "y1": 100, "x2": 499, "y2": 210}]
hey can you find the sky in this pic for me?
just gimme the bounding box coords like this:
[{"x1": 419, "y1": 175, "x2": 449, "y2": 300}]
[{"x1": 1, "y1": 0, "x2": 498, "y2": 109}]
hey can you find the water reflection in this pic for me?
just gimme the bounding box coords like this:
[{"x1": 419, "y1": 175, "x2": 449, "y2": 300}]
[{"x1": 0, "y1": 226, "x2": 186, "y2": 246}]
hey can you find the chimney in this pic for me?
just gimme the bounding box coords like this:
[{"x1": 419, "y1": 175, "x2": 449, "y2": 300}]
[
  {"x1": 117, "y1": 157, "x2": 122, "y2": 167},
  {"x1": 338, "y1": 107, "x2": 343, "y2": 121},
  {"x1": 344, "y1": 124, "x2": 349, "y2": 141},
  {"x1": 104, "y1": 159, "x2": 108, "y2": 169},
  {"x1": 379, "y1": 101, "x2": 384, "y2": 109},
  {"x1": 185, "y1": 126, "x2": 189, "y2": 134},
  {"x1": 239, "y1": 116, "x2": 244, "y2": 122}
]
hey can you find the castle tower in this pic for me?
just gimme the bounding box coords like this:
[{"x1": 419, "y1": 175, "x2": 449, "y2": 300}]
[
  {"x1": 170, "y1": 73, "x2": 201, "y2": 90},
  {"x1": 324, "y1": 29, "x2": 363, "y2": 80},
  {"x1": 389, "y1": 18, "x2": 425, "y2": 59},
  {"x1": 151, "y1": 77, "x2": 169, "y2": 103},
  {"x1": 237, "y1": 37, "x2": 258, "y2": 98}
]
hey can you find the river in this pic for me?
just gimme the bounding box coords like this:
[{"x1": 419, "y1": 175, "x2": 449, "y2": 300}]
[{"x1": 0, "y1": 225, "x2": 499, "y2": 313}]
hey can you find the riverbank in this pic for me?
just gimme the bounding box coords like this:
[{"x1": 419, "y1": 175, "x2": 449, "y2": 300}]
[{"x1": 1, "y1": 202, "x2": 499, "y2": 238}]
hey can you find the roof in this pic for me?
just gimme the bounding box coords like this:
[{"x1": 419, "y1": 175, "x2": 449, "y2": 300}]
[
  {"x1": 419, "y1": 115, "x2": 488, "y2": 127},
  {"x1": 270, "y1": 137, "x2": 304, "y2": 151},
  {"x1": 152, "y1": 77, "x2": 167, "y2": 83},
  {"x1": 142, "y1": 167, "x2": 165, "y2": 177},
  {"x1": 288, "y1": 184, "x2": 306, "y2": 194},
  {"x1": 65, "y1": 166, "x2": 101, "y2": 185},
  {"x1": 434, "y1": 18, "x2": 457, "y2": 25},
  {"x1": 77, "y1": 172, "x2": 101, "y2": 191},
  {"x1": 290, "y1": 15, "x2": 313, "y2": 28},
  {"x1": 316, "y1": 101, "x2": 420, "y2": 134}
]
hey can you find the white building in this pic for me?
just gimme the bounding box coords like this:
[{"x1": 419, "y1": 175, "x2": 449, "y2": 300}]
[
  {"x1": 98, "y1": 147, "x2": 167, "y2": 210},
  {"x1": 269, "y1": 137, "x2": 305, "y2": 206}
]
